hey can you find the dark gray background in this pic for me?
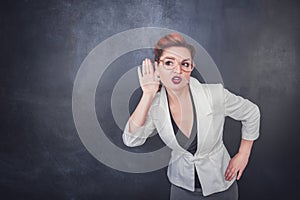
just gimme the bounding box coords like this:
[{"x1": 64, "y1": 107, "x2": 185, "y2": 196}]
[{"x1": 1, "y1": 0, "x2": 299, "y2": 199}]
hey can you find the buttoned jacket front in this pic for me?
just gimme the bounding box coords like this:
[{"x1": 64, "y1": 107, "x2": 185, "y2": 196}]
[{"x1": 123, "y1": 77, "x2": 260, "y2": 196}]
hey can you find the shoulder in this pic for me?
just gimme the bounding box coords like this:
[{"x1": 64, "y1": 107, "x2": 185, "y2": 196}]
[
  {"x1": 202, "y1": 83, "x2": 224, "y2": 93},
  {"x1": 190, "y1": 77, "x2": 225, "y2": 109},
  {"x1": 190, "y1": 77, "x2": 224, "y2": 94}
]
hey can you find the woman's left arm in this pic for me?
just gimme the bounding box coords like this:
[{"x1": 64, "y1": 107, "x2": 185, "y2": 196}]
[{"x1": 222, "y1": 88, "x2": 261, "y2": 181}]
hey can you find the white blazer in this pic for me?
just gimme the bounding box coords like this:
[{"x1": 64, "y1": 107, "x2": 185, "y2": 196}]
[{"x1": 122, "y1": 77, "x2": 260, "y2": 196}]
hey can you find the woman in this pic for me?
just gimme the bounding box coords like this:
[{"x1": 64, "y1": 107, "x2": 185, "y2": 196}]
[{"x1": 122, "y1": 33, "x2": 260, "y2": 199}]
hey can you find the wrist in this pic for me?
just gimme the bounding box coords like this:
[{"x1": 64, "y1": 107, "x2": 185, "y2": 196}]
[
  {"x1": 238, "y1": 139, "x2": 254, "y2": 157},
  {"x1": 142, "y1": 92, "x2": 156, "y2": 99},
  {"x1": 238, "y1": 151, "x2": 251, "y2": 157}
]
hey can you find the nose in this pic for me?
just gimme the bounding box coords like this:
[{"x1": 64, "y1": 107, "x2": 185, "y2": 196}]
[{"x1": 173, "y1": 63, "x2": 182, "y2": 74}]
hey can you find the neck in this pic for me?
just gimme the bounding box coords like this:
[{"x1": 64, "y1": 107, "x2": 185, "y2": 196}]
[{"x1": 166, "y1": 85, "x2": 190, "y2": 105}]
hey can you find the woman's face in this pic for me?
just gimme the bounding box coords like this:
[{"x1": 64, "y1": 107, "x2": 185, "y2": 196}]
[{"x1": 157, "y1": 46, "x2": 193, "y2": 92}]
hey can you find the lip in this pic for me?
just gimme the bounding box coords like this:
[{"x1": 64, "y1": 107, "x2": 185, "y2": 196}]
[{"x1": 171, "y1": 76, "x2": 182, "y2": 84}]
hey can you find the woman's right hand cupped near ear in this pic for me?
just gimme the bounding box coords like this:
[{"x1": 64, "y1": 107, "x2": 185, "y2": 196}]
[{"x1": 137, "y1": 58, "x2": 160, "y2": 95}]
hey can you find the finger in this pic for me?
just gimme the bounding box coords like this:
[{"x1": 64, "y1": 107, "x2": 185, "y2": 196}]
[
  {"x1": 225, "y1": 171, "x2": 231, "y2": 180},
  {"x1": 228, "y1": 170, "x2": 237, "y2": 181},
  {"x1": 154, "y1": 61, "x2": 158, "y2": 71},
  {"x1": 225, "y1": 171, "x2": 232, "y2": 181},
  {"x1": 146, "y1": 59, "x2": 150, "y2": 74},
  {"x1": 225, "y1": 165, "x2": 233, "y2": 177},
  {"x1": 154, "y1": 61, "x2": 159, "y2": 78},
  {"x1": 225, "y1": 167, "x2": 229, "y2": 178},
  {"x1": 142, "y1": 60, "x2": 146, "y2": 75},
  {"x1": 225, "y1": 167, "x2": 235, "y2": 180},
  {"x1": 137, "y1": 66, "x2": 142, "y2": 79},
  {"x1": 148, "y1": 59, "x2": 153, "y2": 74},
  {"x1": 237, "y1": 170, "x2": 243, "y2": 180}
]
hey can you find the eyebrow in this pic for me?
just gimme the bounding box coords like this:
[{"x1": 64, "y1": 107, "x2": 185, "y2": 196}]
[{"x1": 163, "y1": 56, "x2": 191, "y2": 61}]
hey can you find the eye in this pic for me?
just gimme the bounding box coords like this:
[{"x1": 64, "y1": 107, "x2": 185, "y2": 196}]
[
  {"x1": 182, "y1": 62, "x2": 190, "y2": 68},
  {"x1": 164, "y1": 60, "x2": 174, "y2": 66}
]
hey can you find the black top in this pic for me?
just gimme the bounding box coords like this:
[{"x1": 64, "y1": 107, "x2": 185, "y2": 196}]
[{"x1": 167, "y1": 90, "x2": 202, "y2": 189}]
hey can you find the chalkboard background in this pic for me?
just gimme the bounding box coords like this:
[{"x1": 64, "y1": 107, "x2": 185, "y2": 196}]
[{"x1": 1, "y1": 0, "x2": 299, "y2": 199}]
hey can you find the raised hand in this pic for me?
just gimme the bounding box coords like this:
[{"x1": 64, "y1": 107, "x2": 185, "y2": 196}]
[{"x1": 138, "y1": 58, "x2": 160, "y2": 95}]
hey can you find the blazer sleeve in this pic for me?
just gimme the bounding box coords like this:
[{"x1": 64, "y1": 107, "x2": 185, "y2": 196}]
[
  {"x1": 122, "y1": 111, "x2": 156, "y2": 147},
  {"x1": 223, "y1": 88, "x2": 261, "y2": 140}
]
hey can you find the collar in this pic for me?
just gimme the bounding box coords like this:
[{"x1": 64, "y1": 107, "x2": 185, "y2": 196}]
[{"x1": 155, "y1": 77, "x2": 213, "y2": 154}]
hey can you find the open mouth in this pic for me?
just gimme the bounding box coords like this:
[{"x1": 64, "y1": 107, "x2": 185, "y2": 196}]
[{"x1": 171, "y1": 76, "x2": 182, "y2": 84}]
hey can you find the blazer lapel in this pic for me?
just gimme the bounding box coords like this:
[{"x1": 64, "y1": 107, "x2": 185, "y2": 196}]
[
  {"x1": 155, "y1": 86, "x2": 185, "y2": 152},
  {"x1": 189, "y1": 77, "x2": 213, "y2": 155},
  {"x1": 155, "y1": 77, "x2": 213, "y2": 155}
]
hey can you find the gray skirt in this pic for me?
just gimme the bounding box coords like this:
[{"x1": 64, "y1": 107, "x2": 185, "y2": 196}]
[{"x1": 170, "y1": 181, "x2": 238, "y2": 200}]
